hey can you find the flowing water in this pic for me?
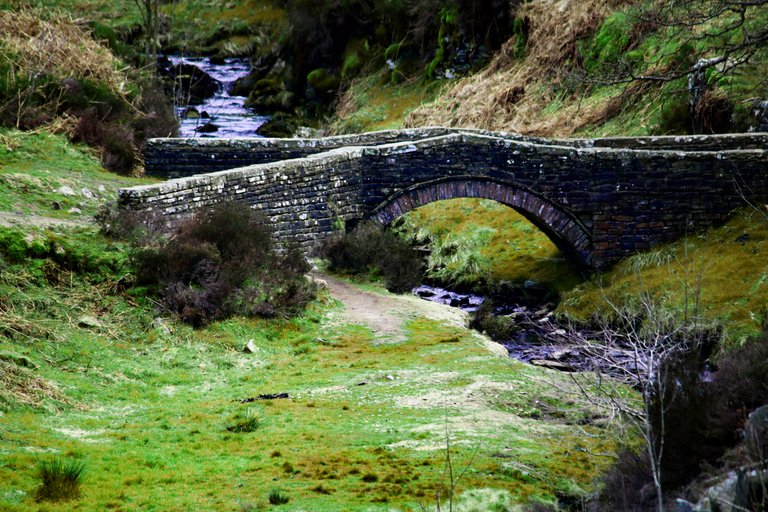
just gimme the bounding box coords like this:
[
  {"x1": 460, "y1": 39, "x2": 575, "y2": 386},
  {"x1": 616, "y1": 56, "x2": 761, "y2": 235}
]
[
  {"x1": 167, "y1": 55, "x2": 268, "y2": 138},
  {"x1": 413, "y1": 284, "x2": 605, "y2": 371}
]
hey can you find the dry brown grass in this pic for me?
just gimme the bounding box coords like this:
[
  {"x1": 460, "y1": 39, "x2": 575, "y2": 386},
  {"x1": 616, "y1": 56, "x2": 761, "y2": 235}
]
[
  {"x1": 405, "y1": 0, "x2": 638, "y2": 136},
  {"x1": 0, "y1": 9, "x2": 129, "y2": 99},
  {"x1": 0, "y1": 359, "x2": 73, "y2": 410}
]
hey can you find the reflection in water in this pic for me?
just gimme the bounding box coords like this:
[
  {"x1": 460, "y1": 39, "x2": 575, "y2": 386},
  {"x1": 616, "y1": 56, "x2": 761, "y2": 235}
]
[{"x1": 167, "y1": 55, "x2": 269, "y2": 138}]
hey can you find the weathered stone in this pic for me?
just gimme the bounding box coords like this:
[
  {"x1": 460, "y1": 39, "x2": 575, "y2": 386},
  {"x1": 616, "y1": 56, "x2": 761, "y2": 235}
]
[
  {"x1": 78, "y1": 316, "x2": 101, "y2": 328},
  {"x1": 152, "y1": 317, "x2": 172, "y2": 335},
  {"x1": 120, "y1": 128, "x2": 768, "y2": 270},
  {"x1": 694, "y1": 468, "x2": 768, "y2": 512},
  {"x1": 244, "y1": 339, "x2": 258, "y2": 354},
  {"x1": 746, "y1": 404, "x2": 768, "y2": 461}
]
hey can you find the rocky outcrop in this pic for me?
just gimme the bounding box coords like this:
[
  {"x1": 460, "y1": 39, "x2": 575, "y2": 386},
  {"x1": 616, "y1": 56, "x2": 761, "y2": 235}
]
[
  {"x1": 677, "y1": 467, "x2": 768, "y2": 512},
  {"x1": 747, "y1": 405, "x2": 768, "y2": 462}
]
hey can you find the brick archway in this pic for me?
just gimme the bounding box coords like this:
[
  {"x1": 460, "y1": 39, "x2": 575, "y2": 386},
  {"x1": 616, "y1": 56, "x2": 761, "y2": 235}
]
[{"x1": 370, "y1": 177, "x2": 592, "y2": 267}]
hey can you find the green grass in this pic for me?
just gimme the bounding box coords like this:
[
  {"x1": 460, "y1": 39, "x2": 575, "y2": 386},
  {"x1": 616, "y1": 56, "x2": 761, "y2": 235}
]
[
  {"x1": 0, "y1": 259, "x2": 622, "y2": 510},
  {"x1": 0, "y1": 129, "x2": 149, "y2": 221},
  {"x1": 559, "y1": 208, "x2": 768, "y2": 342},
  {"x1": 394, "y1": 198, "x2": 585, "y2": 293}
]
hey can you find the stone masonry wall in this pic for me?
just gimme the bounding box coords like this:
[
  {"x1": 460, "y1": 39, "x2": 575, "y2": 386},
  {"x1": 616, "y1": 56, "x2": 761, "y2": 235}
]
[
  {"x1": 143, "y1": 128, "x2": 505, "y2": 178},
  {"x1": 122, "y1": 130, "x2": 768, "y2": 269}
]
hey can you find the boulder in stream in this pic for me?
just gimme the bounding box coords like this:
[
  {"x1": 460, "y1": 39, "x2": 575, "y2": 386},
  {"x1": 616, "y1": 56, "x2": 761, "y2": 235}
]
[{"x1": 157, "y1": 57, "x2": 220, "y2": 105}]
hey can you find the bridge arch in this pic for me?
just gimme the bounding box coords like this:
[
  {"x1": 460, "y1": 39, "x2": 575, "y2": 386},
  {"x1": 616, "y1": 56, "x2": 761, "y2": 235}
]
[{"x1": 369, "y1": 177, "x2": 593, "y2": 267}]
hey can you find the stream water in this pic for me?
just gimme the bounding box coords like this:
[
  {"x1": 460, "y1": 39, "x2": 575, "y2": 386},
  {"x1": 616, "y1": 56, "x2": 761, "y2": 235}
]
[
  {"x1": 412, "y1": 284, "x2": 583, "y2": 369},
  {"x1": 167, "y1": 55, "x2": 268, "y2": 138}
]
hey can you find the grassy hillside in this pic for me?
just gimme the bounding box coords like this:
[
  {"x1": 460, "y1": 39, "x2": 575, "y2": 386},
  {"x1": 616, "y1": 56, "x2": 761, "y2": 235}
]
[
  {"x1": 559, "y1": 207, "x2": 768, "y2": 342},
  {"x1": 0, "y1": 130, "x2": 149, "y2": 220},
  {"x1": 405, "y1": 0, "x2": 767, "y2": 137},
  {"x1": 0, "y1": 132, "x2": 622, "y2": 510},
  {"x1": 326, "y1": 0, "x2": 766, "y2": 138}
]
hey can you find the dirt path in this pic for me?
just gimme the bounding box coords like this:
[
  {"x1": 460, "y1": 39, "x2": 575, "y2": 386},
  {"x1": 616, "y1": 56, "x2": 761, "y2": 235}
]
[{"x1": 313, "y1": 272, "x2": 508, "y2": 355}]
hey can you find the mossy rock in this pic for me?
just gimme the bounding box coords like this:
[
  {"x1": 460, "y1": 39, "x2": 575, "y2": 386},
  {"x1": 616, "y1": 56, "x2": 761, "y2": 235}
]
[
  {"x1": 256, "y1": 114, "x2": 299, "y2": 138},
  {"x1": 229, "y1": 55, "x2": 279, "y2": 96},
  {"x1": 244, "y1": 75, "x2": 296, "y2": 113},
  {"x1": 252, "y1": 77, "x2": 284, "y2": 96},
  {"x1": 307, "y1": 68, "x2": 340, "y2": 93},
  {"x1": 342, "y1": 38, "x2": 372, "y2": 79}
]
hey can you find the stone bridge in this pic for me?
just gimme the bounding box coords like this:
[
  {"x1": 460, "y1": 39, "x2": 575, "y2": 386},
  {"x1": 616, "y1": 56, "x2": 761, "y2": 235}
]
[{"x1": 119, "y1": 128, "x2": 768, "y2": 269}]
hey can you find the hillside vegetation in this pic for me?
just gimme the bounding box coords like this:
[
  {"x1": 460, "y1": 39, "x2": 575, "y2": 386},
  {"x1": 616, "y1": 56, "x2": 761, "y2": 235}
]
[
  {"x1": 405, "y1": 0, "x2": 767, "y2": 137},
  {"x1": 0, "y1": 0, "x2": 767, "y2": 509},
  {"x1": 0, "y1": 9, "x2": 176, "y2": 173}
]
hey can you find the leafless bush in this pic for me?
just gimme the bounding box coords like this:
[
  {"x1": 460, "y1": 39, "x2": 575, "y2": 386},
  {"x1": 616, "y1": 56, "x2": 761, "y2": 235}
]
[
  {"x1": 132, "y1": 201, "x2": 315, "y2": 326},
  {"x1": 319, "y1": 221, "x2": 424, "y2": 293},
  {"x1": 537, "y1": 286, "x2": 720, "y2": 512}
]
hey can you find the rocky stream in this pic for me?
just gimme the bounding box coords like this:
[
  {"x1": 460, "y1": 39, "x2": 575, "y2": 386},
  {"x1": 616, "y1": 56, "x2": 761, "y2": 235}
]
[{"x1": 162, "y1": 55, "x2": 269, "y2": 138}]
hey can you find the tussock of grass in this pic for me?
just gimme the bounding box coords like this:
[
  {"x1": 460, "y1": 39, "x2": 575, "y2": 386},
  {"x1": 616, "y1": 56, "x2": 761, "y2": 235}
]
[
  {"x1": 35, "y1": 457, "x2": 85, "y2": 502},
  {"x1": 268, "y1": 488, "x2": 290, "y2": 505},
  {"x1": 225, "y1": 408, "x2": 262, "y2": 433}
]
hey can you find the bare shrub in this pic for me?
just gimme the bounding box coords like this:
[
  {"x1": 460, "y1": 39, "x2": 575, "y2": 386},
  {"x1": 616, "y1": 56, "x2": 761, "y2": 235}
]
[
  {"x1": 132, "y1": 202, "x2": 315, "y2": 326},
  {"x1": 72, "y1": 108, "x2": 138, "y2": 173},
  {"x1": 543, "y1": 285, "x2": 722, "y2": 512},
  {"x1": 693, "y1": 87, "x2": 734, "y2": 134},
  {"x1": 319, "y1": 221, "x2": 424, "y2": 293},
  {"x1": 585, "y1": 317, "x2": 768, "y2": 510}
]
